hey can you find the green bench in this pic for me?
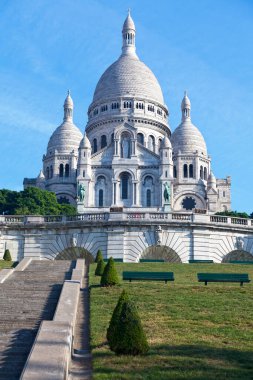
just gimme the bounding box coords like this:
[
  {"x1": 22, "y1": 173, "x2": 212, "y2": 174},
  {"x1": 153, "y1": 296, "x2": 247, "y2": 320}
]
[
  {"x1": 104, "y1": 258, "x2": 123, "y2": 262},
  {"x1": 229, "y1": 261, "x2": 253, "y2": 265},
  {"x1": 198, "y1": 273, "x2": 250, "y2": 286},
  {"x1": 189, "y1": 260, "x2": 214, "y2": 263},
  {"x1": 122, "y1": 271, "x2": 174, "y2": 284},
  {"x1": 139, "y1": 259, "x2": 165, "y2": 263}
]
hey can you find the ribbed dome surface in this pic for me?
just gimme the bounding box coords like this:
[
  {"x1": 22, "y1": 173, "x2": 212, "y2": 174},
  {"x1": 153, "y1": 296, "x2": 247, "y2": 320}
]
[
  {"x1": 47, "y1": 121, "x2": 83, "y2": 153},
  {"x1": 171, "y1": 120, "x2": 207, "y2": 156},
  {"x1": 92, "y1": 55, "x2": 164, "y2": 105}
]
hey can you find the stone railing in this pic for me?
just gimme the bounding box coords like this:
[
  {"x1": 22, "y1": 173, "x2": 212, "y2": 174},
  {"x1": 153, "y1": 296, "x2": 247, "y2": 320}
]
[{"x1": 0, "y1": 212, "x2": 252, "y2": 228}]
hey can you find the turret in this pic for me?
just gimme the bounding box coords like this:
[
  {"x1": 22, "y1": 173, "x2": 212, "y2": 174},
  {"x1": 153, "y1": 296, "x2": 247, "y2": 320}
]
[
  {"x1": 63, "y1": 90, "x2": 73, "y2": 122},
  {"x1": 122, "y1": 10, "x2": 137, "y2": 57}
]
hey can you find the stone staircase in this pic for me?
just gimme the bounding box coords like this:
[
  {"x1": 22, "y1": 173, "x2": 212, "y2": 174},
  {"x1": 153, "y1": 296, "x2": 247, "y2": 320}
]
[{"x1": 0, "y1": 260, "x2": 75, "y2": 380}]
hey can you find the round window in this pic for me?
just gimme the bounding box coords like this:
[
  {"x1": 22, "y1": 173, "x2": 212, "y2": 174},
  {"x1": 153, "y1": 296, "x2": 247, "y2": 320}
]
[{"x1": 182, "y1": 196, "x2": 196, "y2": 210}]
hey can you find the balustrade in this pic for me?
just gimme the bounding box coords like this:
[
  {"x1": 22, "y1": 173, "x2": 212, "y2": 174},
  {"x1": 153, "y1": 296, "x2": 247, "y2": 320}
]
[
  {"x1": 172, "y1": 213, "x2": 192, "y2": 221},
  {"x1": 210, "y1": 216, "x2": 228, "y2": 223},
  {"x1": 4, "y1": 216, "x2": 25, "y2": 223},
  {"x1": 127, "y1": 213, "x2": 145, "y2": 219},
  {"x1": 231, "y1": 218, "x2": 248, "y2": 225}
]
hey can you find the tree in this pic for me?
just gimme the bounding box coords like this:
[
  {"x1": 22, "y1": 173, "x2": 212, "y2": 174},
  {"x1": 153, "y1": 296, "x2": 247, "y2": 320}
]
[
  {"x1": 215, "y1": 210, "x2": 249, "y2": 219},
  {"x1": 3, "y1": 249, "x2": 12, "y2": 261},
  {"x1": 95, "y1": 249, "x2": 103, "y2": 263},
  {"x1": 107, "y1": 289, "x2": 129, "y2": 347},
  {"x1": 100, "y1": 257, "x2": 120, "y2": 287},
  {"x1": 0, "y1": 187, "x2": 76, "y2": 216},
  {"x1": 95, "y1": 258, "x2": 105, "y2": 276},
  {"x1": 107, "y1": 292, "x2": 149, "y2": 355}
]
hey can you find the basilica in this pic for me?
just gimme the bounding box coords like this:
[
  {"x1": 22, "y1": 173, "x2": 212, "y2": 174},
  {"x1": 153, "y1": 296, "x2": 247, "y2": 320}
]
[{"x1": 24, "y1": 12, "x2": 231, "y2": 214}]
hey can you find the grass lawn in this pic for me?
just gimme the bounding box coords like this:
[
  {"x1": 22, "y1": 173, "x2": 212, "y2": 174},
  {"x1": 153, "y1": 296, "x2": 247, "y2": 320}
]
[
  {"x1": 89, "y1": 263, "x2": 253, "y2": 380},
  {"x1": 0, "y1": 260, "x2": 15, "y2": 270}
]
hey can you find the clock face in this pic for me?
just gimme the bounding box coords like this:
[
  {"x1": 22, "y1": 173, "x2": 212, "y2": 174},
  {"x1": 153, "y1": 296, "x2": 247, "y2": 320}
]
[{"x1": 182, "y1": 196, "x2": 196, "y2": 210}]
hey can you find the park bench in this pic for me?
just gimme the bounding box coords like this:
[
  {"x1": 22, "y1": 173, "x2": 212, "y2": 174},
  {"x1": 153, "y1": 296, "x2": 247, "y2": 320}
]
[
  {"x1": 197, "y1": 273, "x2": 250, "y2": 286},
  {"x1": 139, "y1": 259, "x2": 165, "y2": 263},
  {"x1": 104, "y1": 258, "x2": 123, "y2": 262},
  {"x1": 229, "y1": 261, "x2": 253, "y2": 265},
  {"x1": 189, "y1": 260, "x2": 214, "y2": 263},
  {"x1": 122, "y1": 271, "x2": 174, "y2": 283}
]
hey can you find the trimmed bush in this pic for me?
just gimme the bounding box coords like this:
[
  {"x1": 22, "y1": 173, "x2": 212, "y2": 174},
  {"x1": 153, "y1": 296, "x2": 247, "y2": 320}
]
[
  {"x1": 107, "y1": 293, "x2": 149, "y2": 355},
  {"x1": 100, "y1": 257, "x2": 120, "y2": 287},
  {"x1": 107, "y1": 289, "x2": 129, "y2": 346},
  {"x1": 95, "y1": 249, "x2": 103, "y2": 263},
  {"x1": 95, "y1": 258, "x2": 105, "y2": 276},
  {"x1": 3, "y1": 249, "x2": 12, "y2": 261}
]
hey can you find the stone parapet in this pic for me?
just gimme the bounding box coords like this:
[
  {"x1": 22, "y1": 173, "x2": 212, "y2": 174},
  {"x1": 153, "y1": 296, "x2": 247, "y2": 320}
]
[{"x1": 21, "y1": 321, "x2": 72, "y2": 380}]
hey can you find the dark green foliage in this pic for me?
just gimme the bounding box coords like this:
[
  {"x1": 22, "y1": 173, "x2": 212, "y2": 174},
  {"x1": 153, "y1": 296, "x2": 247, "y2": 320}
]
[
  {"x1": 95, "y1": 259, "x2": 105, "y2": 276},
  {"x1": 95, "y1": 249, "x2": 103, "y2": 263},
  {"x1": 0, "y1": 187, "x2": 76, "y2": 216},
  {"x1": 107, "y1": 292, "x2": 149, "y2": 355},
  {"x1": 100, "y1": 257, "x2": 120, "y2": 287},
  {"x1": 215, "y1": 210, "x2": 250, "y2": 219},
  {"x1": 3, "y1": 249, "x2": 12, "y2": 261},
  {"x1": 107, "y1": 290, "x2": 129, "y2": 347}
]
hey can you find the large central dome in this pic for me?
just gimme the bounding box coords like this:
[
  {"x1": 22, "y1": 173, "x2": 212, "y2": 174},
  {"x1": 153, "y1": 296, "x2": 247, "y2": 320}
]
[
  {"x1": 91, "y1": 11, "x2": 165, "y2": 107},
  {"x1": 93, "y1": 54, "x2": 164, "y2": 105}
]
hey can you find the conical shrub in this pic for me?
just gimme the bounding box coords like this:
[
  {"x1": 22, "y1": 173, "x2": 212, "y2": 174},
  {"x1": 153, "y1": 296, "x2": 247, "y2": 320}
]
[
  {"x1": 107, "y1": 295, "x2": 149, "y2": 355},
  {"x1": 3, "y1": 249, "x2": 12, "y2": 261},
  {"x1": 95, "y1": 258, "x2": 105, "y2": 276},
  {"x1": 95, "y1": 249, "x2": 103, "y2": 263},
  {"x1": 107, "y1": 289, "x2": 129, "y2": 346},
  {"x1": 100, "y1": 257, "x2": 119, "y2": 287}
]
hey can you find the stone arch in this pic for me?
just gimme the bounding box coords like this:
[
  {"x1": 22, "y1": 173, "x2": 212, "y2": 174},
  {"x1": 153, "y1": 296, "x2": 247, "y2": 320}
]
[
  {"x1": 222, "y1": 250, "x2": 253, "y2": 263},
  {"x1": 55, "y1": 247, "x2": 94, "y2": 264},
  {"x1": 140, "y1": 245, "x2": 182, "y2": 263},
  {"x1": 173, "y1": 192, "x2": 206, "y2": 211}
]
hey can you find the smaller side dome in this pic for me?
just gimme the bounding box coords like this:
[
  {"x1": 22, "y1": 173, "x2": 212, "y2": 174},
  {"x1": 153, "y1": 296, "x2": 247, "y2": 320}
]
[
  {"x1": 208, "y1": 171, "x2": 217, "y2": 187},
  {"x1": 163, "y1": 135, "x2": 172, "y2": 148},
  {"x1": 80, "y1": 133, "x2": 91, "y2": 149},
  {"x1": 171, "y1": 93, "x2": 207, "y2": 156},
  {"x1": 37, "y1": 170, "x2": 45, "y2": 179}
]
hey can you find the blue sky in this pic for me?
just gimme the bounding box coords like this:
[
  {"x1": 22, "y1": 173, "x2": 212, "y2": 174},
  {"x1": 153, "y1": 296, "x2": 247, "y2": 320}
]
[{"x1": 0, "y1": 0, "x2": 252, "y2": 212}]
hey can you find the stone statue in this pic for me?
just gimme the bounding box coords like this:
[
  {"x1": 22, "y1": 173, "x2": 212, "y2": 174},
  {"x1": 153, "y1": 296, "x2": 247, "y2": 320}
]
[
  {"x1": 163, "y1": 182, "x2": 170, "y2": 203},
  {"x1": 236, "y1": 236, "x2": 244, "y2": 250},
  {"x1": 77, "y1": 183, "x2": 86, "y2": 202},
  {"x1": 121, "y1": 137, "x2": 130, "y2": 158},
  {"x1": 71, "y1": 233, "x2": 78, "y2": 247}
]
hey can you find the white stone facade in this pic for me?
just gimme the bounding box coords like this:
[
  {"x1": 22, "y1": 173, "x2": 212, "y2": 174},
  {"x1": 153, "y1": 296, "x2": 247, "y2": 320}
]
[{"x1": 24, "y1": 12, "x2": 231, "y2": 214}]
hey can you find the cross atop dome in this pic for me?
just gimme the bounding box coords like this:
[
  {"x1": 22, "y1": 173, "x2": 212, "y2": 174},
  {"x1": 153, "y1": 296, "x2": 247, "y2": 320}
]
[{"x1": 122, "y1": 10, "x2": 137, "y2": 57}]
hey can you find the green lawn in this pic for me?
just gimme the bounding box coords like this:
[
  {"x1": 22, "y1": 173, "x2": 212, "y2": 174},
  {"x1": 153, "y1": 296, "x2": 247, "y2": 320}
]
[
  {"x1": 89, "y1": 263, "x2": 253, "y2": 380},
  {"x1": 0, "y1": 260, "x2": 15, "y2": 270}
]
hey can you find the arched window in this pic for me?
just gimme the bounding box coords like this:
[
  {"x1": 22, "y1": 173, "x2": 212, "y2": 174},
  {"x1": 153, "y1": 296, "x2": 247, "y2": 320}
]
[
  {"x1": 158, "y1": 138, "x2": 163, "y2": 150},
  {"x1": 137, "y1": 133, "x2": 144, "y2": 145},
  {"x1": 121, "y1": 173, "x2": 129, "y2": 199},
  {"x1": 121, "y1": 132, "x2": 131, "y2": 158},
  {"x1": 183, "y1": 164, "x2": 188, "y2": 178},
  {"x1": 148, "y1": 135, "x2": 155, "y2": 152},
  {"x1": 200, "y1": 165, "x2": 203, "y2": 179},
  {"x1": 83, "y1": 170, "x2": 85, "y2": 177},
  {"x1": 50, "y1": 166, "x2": 53, "y2": 179},
  {"x1": 93, "y1": 138, "x2": 97, "y2": 153},
  {"x1": 189, "y1": 164, "x2": 194, "y2": 178},
  {"x1": 204, "y1": 167, "x2": 207, "y2": 180},
  {"x1": 146, "y1": 189, "x2": 151, "y2": 207},
  {"x1": 65, "y1": 164, "x2": 69, "y2": 177},
  {"x1": 99, "y1": 189, "x2": 103, "y2": 207},
  {"x1": 111, "y1": 133, "x2": 114, "y2": 143},
  {"x1": 101, "y1": 135, "x2": 107, "y2": 149},
  {"x1": 46, "y1": 167, "x2": 49, "y2": 179},
  {"x1": 173, "y1": 166, "x2": 177, "y2": 178},
  {"x1": 59, "y1": 164, "x2": 64, "y2": 178},
  {"x1": 123, "y1": 101, "x2": 132, "y2": 109}
]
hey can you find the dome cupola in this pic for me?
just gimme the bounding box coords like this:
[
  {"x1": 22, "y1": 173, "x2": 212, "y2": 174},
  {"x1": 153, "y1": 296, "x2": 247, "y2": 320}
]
[
  {"x1": 47, "y1": 91, "x2": 82, "y2": 154},
  {"x1": 171, "y1": 93, "x2": 207, "y2": 156}
]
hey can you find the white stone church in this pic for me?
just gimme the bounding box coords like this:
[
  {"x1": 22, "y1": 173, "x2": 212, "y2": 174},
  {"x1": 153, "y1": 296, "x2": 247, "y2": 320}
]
[{"x1": 24, "y1": 11, "x2": 231, "y2": 214}]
